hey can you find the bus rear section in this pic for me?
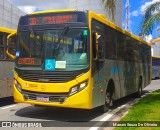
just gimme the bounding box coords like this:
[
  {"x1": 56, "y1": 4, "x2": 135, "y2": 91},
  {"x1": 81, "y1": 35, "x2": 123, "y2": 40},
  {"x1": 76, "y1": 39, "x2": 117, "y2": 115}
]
[{"x1": 152, "y1": 56, "x2": 160, "y2": 79}]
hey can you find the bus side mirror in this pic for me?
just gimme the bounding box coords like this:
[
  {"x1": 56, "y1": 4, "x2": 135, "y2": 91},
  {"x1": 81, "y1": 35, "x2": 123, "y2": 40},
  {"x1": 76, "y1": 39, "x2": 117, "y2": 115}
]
[
  {"x1": 6, "y1": 32, "x2": 16, "y2": 60},
  {"x1": 92, "y1": 32, "x2": 99, "y2": 61}
]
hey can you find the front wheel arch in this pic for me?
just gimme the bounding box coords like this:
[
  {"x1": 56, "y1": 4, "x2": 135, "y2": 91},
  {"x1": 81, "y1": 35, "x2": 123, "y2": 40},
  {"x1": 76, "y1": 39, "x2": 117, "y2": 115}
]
[{"x1": 97, "y1": 79, "x2": 115, "y2": 113}]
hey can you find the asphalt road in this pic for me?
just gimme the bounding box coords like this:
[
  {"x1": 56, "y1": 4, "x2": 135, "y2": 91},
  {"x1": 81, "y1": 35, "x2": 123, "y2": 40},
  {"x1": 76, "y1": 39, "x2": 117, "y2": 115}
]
[{"x1": 0, "y1": 79, "x2": 160, "y2": 130}]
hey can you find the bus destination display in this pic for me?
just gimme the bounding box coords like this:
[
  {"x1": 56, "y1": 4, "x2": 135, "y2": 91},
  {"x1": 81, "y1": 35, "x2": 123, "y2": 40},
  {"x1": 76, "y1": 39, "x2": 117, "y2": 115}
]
[{"x1": 30, "y1": 14, "x2": 77, "y2": 25}]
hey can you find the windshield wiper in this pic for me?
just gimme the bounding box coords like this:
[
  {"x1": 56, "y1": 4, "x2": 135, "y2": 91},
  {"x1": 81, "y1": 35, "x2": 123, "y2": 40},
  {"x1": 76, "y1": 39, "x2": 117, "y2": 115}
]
[
  {"x1": 29, "y1": 25, "x2": 41, "y2": 46},
  {"x1": 54, "y1": 25, "x2": 69, "y2": 49}
]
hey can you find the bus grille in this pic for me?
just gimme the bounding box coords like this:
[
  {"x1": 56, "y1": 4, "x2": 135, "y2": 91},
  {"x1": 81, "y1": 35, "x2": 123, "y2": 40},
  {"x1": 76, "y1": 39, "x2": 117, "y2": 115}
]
[
  {"x1": 22, "y1": 90, "x2": 68, "y2": 102},
  {"x1": 16, "y1": 69, "x2": 75, "y2": 83}
]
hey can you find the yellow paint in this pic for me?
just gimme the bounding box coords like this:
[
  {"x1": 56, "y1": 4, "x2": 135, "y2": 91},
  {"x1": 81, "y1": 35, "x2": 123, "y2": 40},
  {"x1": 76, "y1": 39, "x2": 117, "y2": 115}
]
[
  {"x1": 14, "y1": 70, "x2": 92, "y2": 109},
  {"x1": 29, "y1": 9, "x2": 76, "y2": 15},
  {"x1": 6, "y1": 31, "x2": 16, "y2": 60},
  {"x1": 88, "y1": 11, "x2": 150, "y2": 46},
  {"x1": 150, "y1": 37, "x2": 160, "y2": 44},
  {"x1": 152, "y1": 56, "x2": 160, "y2": 59},
  {"x1": 0, "y1": 27, "x2": 15, "y2": 34}
]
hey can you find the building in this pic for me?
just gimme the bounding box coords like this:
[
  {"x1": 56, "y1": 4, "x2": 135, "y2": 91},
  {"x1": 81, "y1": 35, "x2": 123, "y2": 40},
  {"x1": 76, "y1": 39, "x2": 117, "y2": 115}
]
[
  {"x1": 150, "y1": 35, "x2": 160, "y2": 56},
  {"x1": 151, "y1": 42, "x2": 160, "y2": 56},
  {"x1": 67, "y1": 0, "x2": 122, "y2": 27},
  {"x1": 0, "y1": 0, "x2": 25, "y2": 30}
]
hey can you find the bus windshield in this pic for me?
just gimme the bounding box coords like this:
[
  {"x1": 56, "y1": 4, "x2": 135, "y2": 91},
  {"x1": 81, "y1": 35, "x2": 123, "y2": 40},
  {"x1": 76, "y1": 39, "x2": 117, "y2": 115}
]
[{"x1": 16, "y1": 28, "x2": 89, "y2": 71}]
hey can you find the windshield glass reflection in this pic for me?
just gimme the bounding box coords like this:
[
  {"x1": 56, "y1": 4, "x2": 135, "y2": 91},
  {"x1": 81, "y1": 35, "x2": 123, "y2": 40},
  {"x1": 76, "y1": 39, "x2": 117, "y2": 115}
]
[{"x1": 16, "y1": 28, "x2": 89, "y2": 71}]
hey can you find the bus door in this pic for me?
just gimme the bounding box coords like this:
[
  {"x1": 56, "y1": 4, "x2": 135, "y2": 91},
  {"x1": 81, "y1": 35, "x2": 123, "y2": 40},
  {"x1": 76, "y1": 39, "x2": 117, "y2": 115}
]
[
  {"x1": 92, "y1": 31, "x2": 106, "y2": 107},
  {"x1": 6, "y1": 32, "x2": 16, "y2": 60}
]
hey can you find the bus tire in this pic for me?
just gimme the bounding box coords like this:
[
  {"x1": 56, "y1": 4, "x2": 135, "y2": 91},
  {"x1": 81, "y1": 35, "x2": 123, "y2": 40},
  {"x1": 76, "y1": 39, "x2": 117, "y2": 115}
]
[
  {"x1": 98, "y1": 81, "x2": 114, "y2": 113},
  {"x1": 136, "y1": 77, "x2": 143, "y2": 98}
]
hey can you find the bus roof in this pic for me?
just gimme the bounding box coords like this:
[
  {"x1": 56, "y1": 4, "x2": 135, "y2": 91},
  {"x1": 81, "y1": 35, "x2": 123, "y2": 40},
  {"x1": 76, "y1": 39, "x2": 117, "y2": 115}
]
[
  {"x1": 150, "y1": 37, "x2": 160, "y2": 44},
  {"x1": 152, "y1": 56, "x2": 160, "y2": 59},
  {"x1": 26, "y1": 9, "x2": 150, "y2": 46},
  {"x1": 29, "y1": 9, "x2": 77, "y2": 15},
  {"x1": 89, "y1": 11, "x2": 150, "y2": 46},
  {"x1": 0, "y1": 27, "x2": 16, "y2": 34}
]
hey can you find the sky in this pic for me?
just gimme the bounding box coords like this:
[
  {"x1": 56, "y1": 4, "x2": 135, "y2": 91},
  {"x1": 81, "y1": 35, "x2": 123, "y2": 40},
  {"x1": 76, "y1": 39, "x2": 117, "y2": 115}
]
[
  {"x1": 123, "y1": 0, "x2": 160, "y2": 42},
  {"x1": 8, "y1": 0, "x2": 160, "y2": 42}
]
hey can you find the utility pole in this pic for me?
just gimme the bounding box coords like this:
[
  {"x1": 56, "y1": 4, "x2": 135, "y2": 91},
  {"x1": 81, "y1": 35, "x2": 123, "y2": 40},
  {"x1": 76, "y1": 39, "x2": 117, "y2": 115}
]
[{"x1": 125, "y1": 0, "x2": 130, "y2": 31}]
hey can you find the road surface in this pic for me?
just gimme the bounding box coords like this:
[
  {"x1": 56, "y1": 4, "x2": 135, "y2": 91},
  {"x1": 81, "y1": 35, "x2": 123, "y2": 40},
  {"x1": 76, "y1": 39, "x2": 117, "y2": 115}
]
[{"x1": 0, "y1": 79, "x2": 160, "y2": 130}]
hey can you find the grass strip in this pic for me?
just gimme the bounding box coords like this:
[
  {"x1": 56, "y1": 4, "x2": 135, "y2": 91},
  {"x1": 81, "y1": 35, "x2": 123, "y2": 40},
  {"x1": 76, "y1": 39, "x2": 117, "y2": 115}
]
[{"x1": 114, "y1": 90, "x2": 160, "y2": 130}]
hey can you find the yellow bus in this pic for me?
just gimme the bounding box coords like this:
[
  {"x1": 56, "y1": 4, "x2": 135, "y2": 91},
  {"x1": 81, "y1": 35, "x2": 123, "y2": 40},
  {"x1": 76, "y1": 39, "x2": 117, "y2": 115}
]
[
  {"x1": 152, "y1": 56, "x2": 160, "y2": 79},
  {"x1": 0, "y1": 27, "x2": 16, "y2": 99},
  {"x1": 7, "y1": 9, "x2": 151, "y2": 112}
]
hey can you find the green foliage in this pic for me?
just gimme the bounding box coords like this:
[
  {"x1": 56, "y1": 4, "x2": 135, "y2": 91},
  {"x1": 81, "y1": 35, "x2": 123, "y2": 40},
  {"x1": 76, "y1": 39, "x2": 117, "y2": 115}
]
[
  {"x1": 101, "y1": 0, "x2": 116, "y2": 22},
  {"x1": 140, "y1": 2, "x2": 160, "y2": 35},
  {"x1": 114, "y1": 90, "x2": 160, "y2": 130}
]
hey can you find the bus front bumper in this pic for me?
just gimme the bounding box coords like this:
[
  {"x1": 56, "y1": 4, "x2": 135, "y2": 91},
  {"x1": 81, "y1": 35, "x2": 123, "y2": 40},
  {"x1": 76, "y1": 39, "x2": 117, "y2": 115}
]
[{"x1": 13, "y1": 85, "x2": 91, "y2": 109}]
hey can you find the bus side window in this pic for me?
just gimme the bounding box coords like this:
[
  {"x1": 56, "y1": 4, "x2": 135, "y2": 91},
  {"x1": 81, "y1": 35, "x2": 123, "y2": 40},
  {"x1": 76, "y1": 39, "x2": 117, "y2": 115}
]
[
  {"x1": 97, "y1": 34, "x2": 105, "y2": 60},
  {"x1": 92, "y1": 32, "x2": 97, "y2": 60},
  {"x1": 104, "y1": 26, "x2": 116, "y2": 60},
  {"x1": 116, "y1": 33, "x2": 126, "y2": 60},
  {"x1": 0, "y1": 35, "x2": 4, "y2": 59},
  {"x1": 8, "y1": 37, "x2": 16, "y2": 57}
]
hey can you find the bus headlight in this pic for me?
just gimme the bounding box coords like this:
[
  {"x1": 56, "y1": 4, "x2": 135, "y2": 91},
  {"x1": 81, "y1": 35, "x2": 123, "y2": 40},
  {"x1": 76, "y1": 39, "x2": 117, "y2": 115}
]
[
  {"x1": 14, "y1": 80, "x2": 22, "y2": 93},
  {"x1": 69, "y1": 80, "x2": 88, "y2": 96},
  {"x1": 70, "y1": 86, "x2": 78, "y2": 95}
]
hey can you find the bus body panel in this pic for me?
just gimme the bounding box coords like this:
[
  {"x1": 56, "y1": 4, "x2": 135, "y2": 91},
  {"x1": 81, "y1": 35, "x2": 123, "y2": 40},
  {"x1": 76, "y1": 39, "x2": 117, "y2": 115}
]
[
  {"x1": 89, "y1": 11, "x2": 151, "y2": 108},
  {"x1": 0, "y1": 27, "x2": 15, "y2": 99},
  {"x1": 115, "y1": 61, "x2": 139, "y2": 98},
  {"x1": 14, "y1": 82, "x2": 91, "y2": 109},
  {"x1": 14, "y1": 70, "x2": 91, "y2": 93},
  {"x1": 91, "y1": 59, "x2": 151, "y2": 107},
  {"x1": 0, "y1": 62, "x2": 14, "y2": 98},
  {"x1": 91, "y1": 59, "x2": 116, "y2": 108},
  {"x1": 14, "y1": 70, "x2": 92, "y2": 109}
]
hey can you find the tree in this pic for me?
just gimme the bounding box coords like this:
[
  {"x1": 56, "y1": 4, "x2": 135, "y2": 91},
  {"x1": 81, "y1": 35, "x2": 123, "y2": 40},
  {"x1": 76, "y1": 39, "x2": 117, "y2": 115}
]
[
  {"x1": 101, "y1": 0, "x2": 116, "y2": 22},
  {"x1": 140, "y1": 1, "x2": 160, "y2": 35}
]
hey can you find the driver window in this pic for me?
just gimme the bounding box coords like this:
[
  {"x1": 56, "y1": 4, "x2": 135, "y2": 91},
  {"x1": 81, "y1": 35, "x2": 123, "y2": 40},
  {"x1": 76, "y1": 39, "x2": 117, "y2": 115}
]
[
  {"x1": 97, "y1": 34, "x2": 105, "y2": 59},
  {"x1": 92, "y1": 19, "x2": 105, "y2": 61}
]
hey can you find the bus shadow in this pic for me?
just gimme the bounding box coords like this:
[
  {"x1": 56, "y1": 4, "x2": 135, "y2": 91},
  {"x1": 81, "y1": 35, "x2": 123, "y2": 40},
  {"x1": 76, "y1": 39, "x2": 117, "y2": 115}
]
[
  {"x1": 0, "y1": 97, "x2": 14, "y2": 107},
  {"x1": 111, "y1": 89, "x2": 150, "y2": 109},
  {"x1": 15, "y1": 105, "x2": 103, "y2": 122},
  {"x1": 152, "y1": 77, "x2": 160, "y2": 80},
  {"x1": 14, "y1": 90, "x2": 151, "y2": 122}
]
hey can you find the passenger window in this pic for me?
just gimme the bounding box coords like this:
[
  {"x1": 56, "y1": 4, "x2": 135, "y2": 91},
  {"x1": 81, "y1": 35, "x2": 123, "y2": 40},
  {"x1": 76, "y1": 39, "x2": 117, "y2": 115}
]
[{"x1": 0, "y1": 35, "x2": 5, "y2": 59}]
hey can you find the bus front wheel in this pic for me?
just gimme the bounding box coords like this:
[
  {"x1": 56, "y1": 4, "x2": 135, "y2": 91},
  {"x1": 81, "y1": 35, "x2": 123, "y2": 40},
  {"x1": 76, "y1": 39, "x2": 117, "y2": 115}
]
[{"x1": 98, "y1": 86, "x2": 114, "y2": 113}]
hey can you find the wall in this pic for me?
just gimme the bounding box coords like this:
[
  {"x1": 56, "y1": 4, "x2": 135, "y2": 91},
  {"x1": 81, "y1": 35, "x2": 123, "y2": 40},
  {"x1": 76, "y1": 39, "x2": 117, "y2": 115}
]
[
  {"x1": 67, "y1": 0, "x2": 122, "y2": 27},
  {"x1": 152, "y1": 42, "x2": 160, "y2": 56},
  {"x1": 0, "y1": 0, "x2": 25, "y2": 30}
]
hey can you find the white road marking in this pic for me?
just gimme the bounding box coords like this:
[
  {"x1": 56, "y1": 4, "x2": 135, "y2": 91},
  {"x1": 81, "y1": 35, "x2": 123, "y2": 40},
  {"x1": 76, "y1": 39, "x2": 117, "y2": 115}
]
[
  {"x1": 89, "y1": 104, "x2": 126, "y2": 130},
  {"x1": 1, "y1": 104, "x2": 17, "y2": 110}
]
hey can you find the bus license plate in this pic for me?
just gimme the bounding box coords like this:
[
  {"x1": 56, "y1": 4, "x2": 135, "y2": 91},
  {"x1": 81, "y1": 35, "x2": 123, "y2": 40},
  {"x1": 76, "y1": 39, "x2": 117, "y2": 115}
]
[{"x1": 36, "y1": 96, "x2": 49, "y2": 102}]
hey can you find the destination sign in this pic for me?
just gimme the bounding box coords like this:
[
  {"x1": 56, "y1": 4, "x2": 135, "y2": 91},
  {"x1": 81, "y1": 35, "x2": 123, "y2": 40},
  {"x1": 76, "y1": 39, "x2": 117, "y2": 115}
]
[
  {"x1": 30, "y1": 15, "x2": 77, "y2": 25},
  {"x1": 19, "y1": 12, "x2": 87, "y2": 26},
  {"x1": 18, "y1": 58, "x2": 41, "y2": 66}
]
